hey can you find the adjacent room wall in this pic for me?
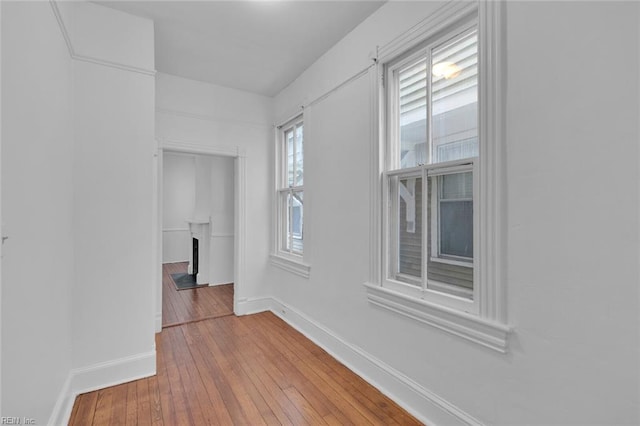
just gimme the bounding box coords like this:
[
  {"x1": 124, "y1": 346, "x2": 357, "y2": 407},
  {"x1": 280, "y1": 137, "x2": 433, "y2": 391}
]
[
  {"x1": 162, "y1": 153, "x2": 195, "y2": 263},
  {"x1": 1, "y1": 2, "x2": 74, "y2": 423},
  {"x1": 271, "y1": 1, "x2": 640, "y2": 424},
  {"x1": 208, "y1": 155, "x2": 234, "y2": 285}
]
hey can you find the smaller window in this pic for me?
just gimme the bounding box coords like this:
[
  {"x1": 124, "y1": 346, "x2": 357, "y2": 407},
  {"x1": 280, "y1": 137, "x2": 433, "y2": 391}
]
[{"x1": 277, "y1": 117, "x2": 304, "y2": 256}]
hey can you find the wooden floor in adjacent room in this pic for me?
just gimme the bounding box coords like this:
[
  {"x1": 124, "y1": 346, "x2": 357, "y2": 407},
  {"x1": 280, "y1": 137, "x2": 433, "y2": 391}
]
[
  {"x1": 68, "y1": 312, "x2": 422, "y2": 425},
  {"x1": 162, "y1": 262, "x2": 234, "y2": 328}
]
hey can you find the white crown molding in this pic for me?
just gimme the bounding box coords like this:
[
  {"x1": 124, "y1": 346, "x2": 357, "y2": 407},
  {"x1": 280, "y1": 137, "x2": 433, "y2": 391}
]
[
  {"x1": 49, "y1": 0, "x2": 156, "y2": 77},
  {"x1": 159, "y1": 138, "x2": 242, "y2": 158},
  {"x1": 156, "y1": 107, "x2": 271, "y2": 129}
]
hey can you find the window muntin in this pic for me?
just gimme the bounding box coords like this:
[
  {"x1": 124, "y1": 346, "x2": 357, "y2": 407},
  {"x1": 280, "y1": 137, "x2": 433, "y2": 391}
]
[
  {"x1": 278, "y1": 117, "x2": 304, "y2": 256},
  {"x1": 385, "y1": 23, "x2": 478, "y2": 312}
]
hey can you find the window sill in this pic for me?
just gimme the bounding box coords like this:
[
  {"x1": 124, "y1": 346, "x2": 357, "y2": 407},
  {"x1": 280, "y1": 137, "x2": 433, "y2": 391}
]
[
  {"x1": 270, "y1": 253, "x2": 311, "y2": 279},
  {"x1": 364, "y1": 282, "x2": 511, "y2": 353}
]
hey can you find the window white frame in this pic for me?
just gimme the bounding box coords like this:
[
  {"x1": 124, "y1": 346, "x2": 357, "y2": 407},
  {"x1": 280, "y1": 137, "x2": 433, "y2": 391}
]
[
  {"x1": 364, "y1": 0, "x2": 510, "y2": 353},
  {"x1": 270, "y1": 114, "x2": 310, "y2": 278}
]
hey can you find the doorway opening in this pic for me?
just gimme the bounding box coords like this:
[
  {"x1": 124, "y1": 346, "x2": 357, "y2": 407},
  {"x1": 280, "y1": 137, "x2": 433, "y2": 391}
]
[{"x1": 154, "y1": 144, "x2": 246, "y2": 331}]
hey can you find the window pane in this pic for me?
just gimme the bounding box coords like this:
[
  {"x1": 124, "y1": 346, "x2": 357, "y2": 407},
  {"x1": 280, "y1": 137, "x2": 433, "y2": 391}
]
[
  {"x1": 426, "y1": 175, "x2": 473, "y2": 300},
  {"x1": 438, "y1": 172, "x2": 472, "y2": 258},
  {"x1": 439, "y1": 200, "x2": 473, "y2": 258},
  {"x1": 291, "y1": 191, "x2": 303, "y2": 253},
  {"x1": 431, "y1": 29, "x2": 478, "y2": 163},
  {"x1": 399, "y1": 58, "x2": 427, "y2": 168},
  {"x1": 282, "y1": 192, "x2": 291, "y2": 251},
  {"x1": 295, "y1": 125, "x2": 304, "y2": 186},
  {"x1": 390, "y1": 175, "x2": 423, "y2": 284},
  {"x1": 440, "y1": 171, "x2": 472, "y2": 200},
  {"x1": 286, "y1": 130, "x2": 294, "y2": 186}
]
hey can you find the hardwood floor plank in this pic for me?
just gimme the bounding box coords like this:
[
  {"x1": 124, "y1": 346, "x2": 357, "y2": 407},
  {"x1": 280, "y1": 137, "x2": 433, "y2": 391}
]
[
  {"x1": 283, "y1": 386, "x2": 328, "y2": 425},
  {"x1": 161, "y1": 262, "x2": 234, "y2": 328},
  {"x1": 67, "y1": 391, "x2": 81, "y2": 426},
  {"x1": 193, "y1": 320, "x2": 270, "y2": 426},
  {"x1": 124, "y1": 380, "x2": 138, "y2": 426},
  {"x1": 92, "y1": 387, "x2": 114, "y2": 425},
  {"x1": 108, "y1": 383, "x2": 128, "y2": 426},
  {"x1": 257, "y1": 314, "x2": 400, "y2": 425},
  {"x1": 260, "y1": 313, "x2": 417, "y2": 425},
  {"x1": 72, "y1": 392, "x2": 98, "y2": 426},
  {"x1": 178, "y1": 325, "x2": 235, "y2": 426},
  {"x1": 204, "y1": 317, "x2": 299, "y2": 426},
  {"x1": 237, "y1": 315, "x2": 380, "y2": 425},
  {"x1": 135, "y1": 379, "x2": 152, "y2": 426},
  {"x1": 69, "y1": 311, "x2": 423, "y2": 426}
]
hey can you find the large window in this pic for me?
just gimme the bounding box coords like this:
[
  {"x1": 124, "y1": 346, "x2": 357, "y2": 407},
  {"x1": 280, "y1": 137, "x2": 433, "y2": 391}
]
[
  {"x1": 385, "y1": 23, "x2": 479, "y2": 311},
  {"x1": 366, "y1": 2, "x2": 510, "y2": 352},
  {"x1": 277, "y1": 116, "x2": 304, "y2": 256}
]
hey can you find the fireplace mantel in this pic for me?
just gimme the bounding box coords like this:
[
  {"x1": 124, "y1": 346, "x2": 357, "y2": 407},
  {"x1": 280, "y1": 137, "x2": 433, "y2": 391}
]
[{"x1": 186, "y1": 219, "x2": 210, "y2": 285}]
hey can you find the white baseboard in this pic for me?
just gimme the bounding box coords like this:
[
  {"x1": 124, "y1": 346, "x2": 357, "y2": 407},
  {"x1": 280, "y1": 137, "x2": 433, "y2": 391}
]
[
  {"x1": 71, "y1": 350, "x2": 156, "y2": 395},
  {"x1": 48, "y1": 374, "x2": 74, "y2": 426},
  {"x1": 268, "y1": 297, "x2": 483, "y2": 426},
  {"x1": 235, "y1": 296, "x2": 271, "y2": 316},
  {"x1": 208, "y1": 281, "x2": 233, "y2": 287},
  {"x1": 155, "y1": 312, "x2": 163, "y2": 333},
  {"x1": 49, "y1": 350, "x2": 157, "y2": 426}
]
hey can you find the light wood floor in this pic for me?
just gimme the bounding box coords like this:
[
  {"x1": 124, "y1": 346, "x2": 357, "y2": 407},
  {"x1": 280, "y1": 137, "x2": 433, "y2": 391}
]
[
  {"x1": 162, "y1": 262, "x2": 234, "y2": 328},
  {"x1": 69, "y1": 312, "x2": 422, "y2": 425},
  {"x1": 68, "y1": 263, "x2": 422, "y2": 425}
]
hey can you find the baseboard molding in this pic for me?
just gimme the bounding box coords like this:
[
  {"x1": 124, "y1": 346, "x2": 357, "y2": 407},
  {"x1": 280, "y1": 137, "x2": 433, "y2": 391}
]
[
  {"x1": 71, "y1": 350, "x2": 156, "y2": 395},
  {"x1": 208, "y1": 281, "x2": 233, "y2": 287},
  {"x1": 48, "y1": 374, "x2": 74, "y2": 426},
  {"x1": 155, "y1": 312, "x2": 163, "y2": 333},
  {"x1": 235, "y1": 296, "x2": 272, "y2": 316},
  {"x1": 268, "y1": 297, "x2": 483, "y2": 426},
  {"x1": 49, "y1": 350, "x2": 157, "y2": 425}
]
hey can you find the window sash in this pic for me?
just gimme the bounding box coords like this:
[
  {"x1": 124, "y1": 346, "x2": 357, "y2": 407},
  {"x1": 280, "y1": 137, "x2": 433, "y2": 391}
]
[
  {"x1": 281, "y1": 119, "x2": 303, "y2": 189},
  {"x1": 278, "y1": 187, "x2": 304, "y2": 256},
  {"x1": 386, "y1": 22, "x2": 478, "y2": 171},
  {"x1": 383, "y1": 158, "x2": 478, "y2": 313}
]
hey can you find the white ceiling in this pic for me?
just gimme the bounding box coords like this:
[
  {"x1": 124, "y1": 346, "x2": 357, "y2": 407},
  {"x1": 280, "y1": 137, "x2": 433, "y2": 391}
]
[{"x1": 95, "y1": 1, "x2": 385, "y2": 96}]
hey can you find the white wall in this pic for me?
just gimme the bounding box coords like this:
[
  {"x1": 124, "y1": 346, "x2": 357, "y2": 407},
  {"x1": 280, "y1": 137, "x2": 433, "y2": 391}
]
[
  {"x1": 208, "y1": 155, "x2": 234, "y2": 285},
  {"x1": 70, "y1": 3, "x2": 156, "y2": 376},
  {"x1": 156, "y1": 72, "x2": 273, "y2": 306},
  {"x1": 162, "y1": 153, "x2": 195, "y2": 263},
  {"x1": 271, "y1": 1, "x2": 640, "y2": 425},
  {"x1": 1, "y1": 2, "x2": 74, "y2": 423}
]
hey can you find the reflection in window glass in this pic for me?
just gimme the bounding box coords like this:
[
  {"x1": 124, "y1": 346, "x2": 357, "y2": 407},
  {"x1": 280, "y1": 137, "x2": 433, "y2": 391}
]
[
  {"x1": 398, "y1": 59, "x2": 427, "y2": 169},
  {"x1": 431, "y1": 29, "x2": 478, "y2": 163}
]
